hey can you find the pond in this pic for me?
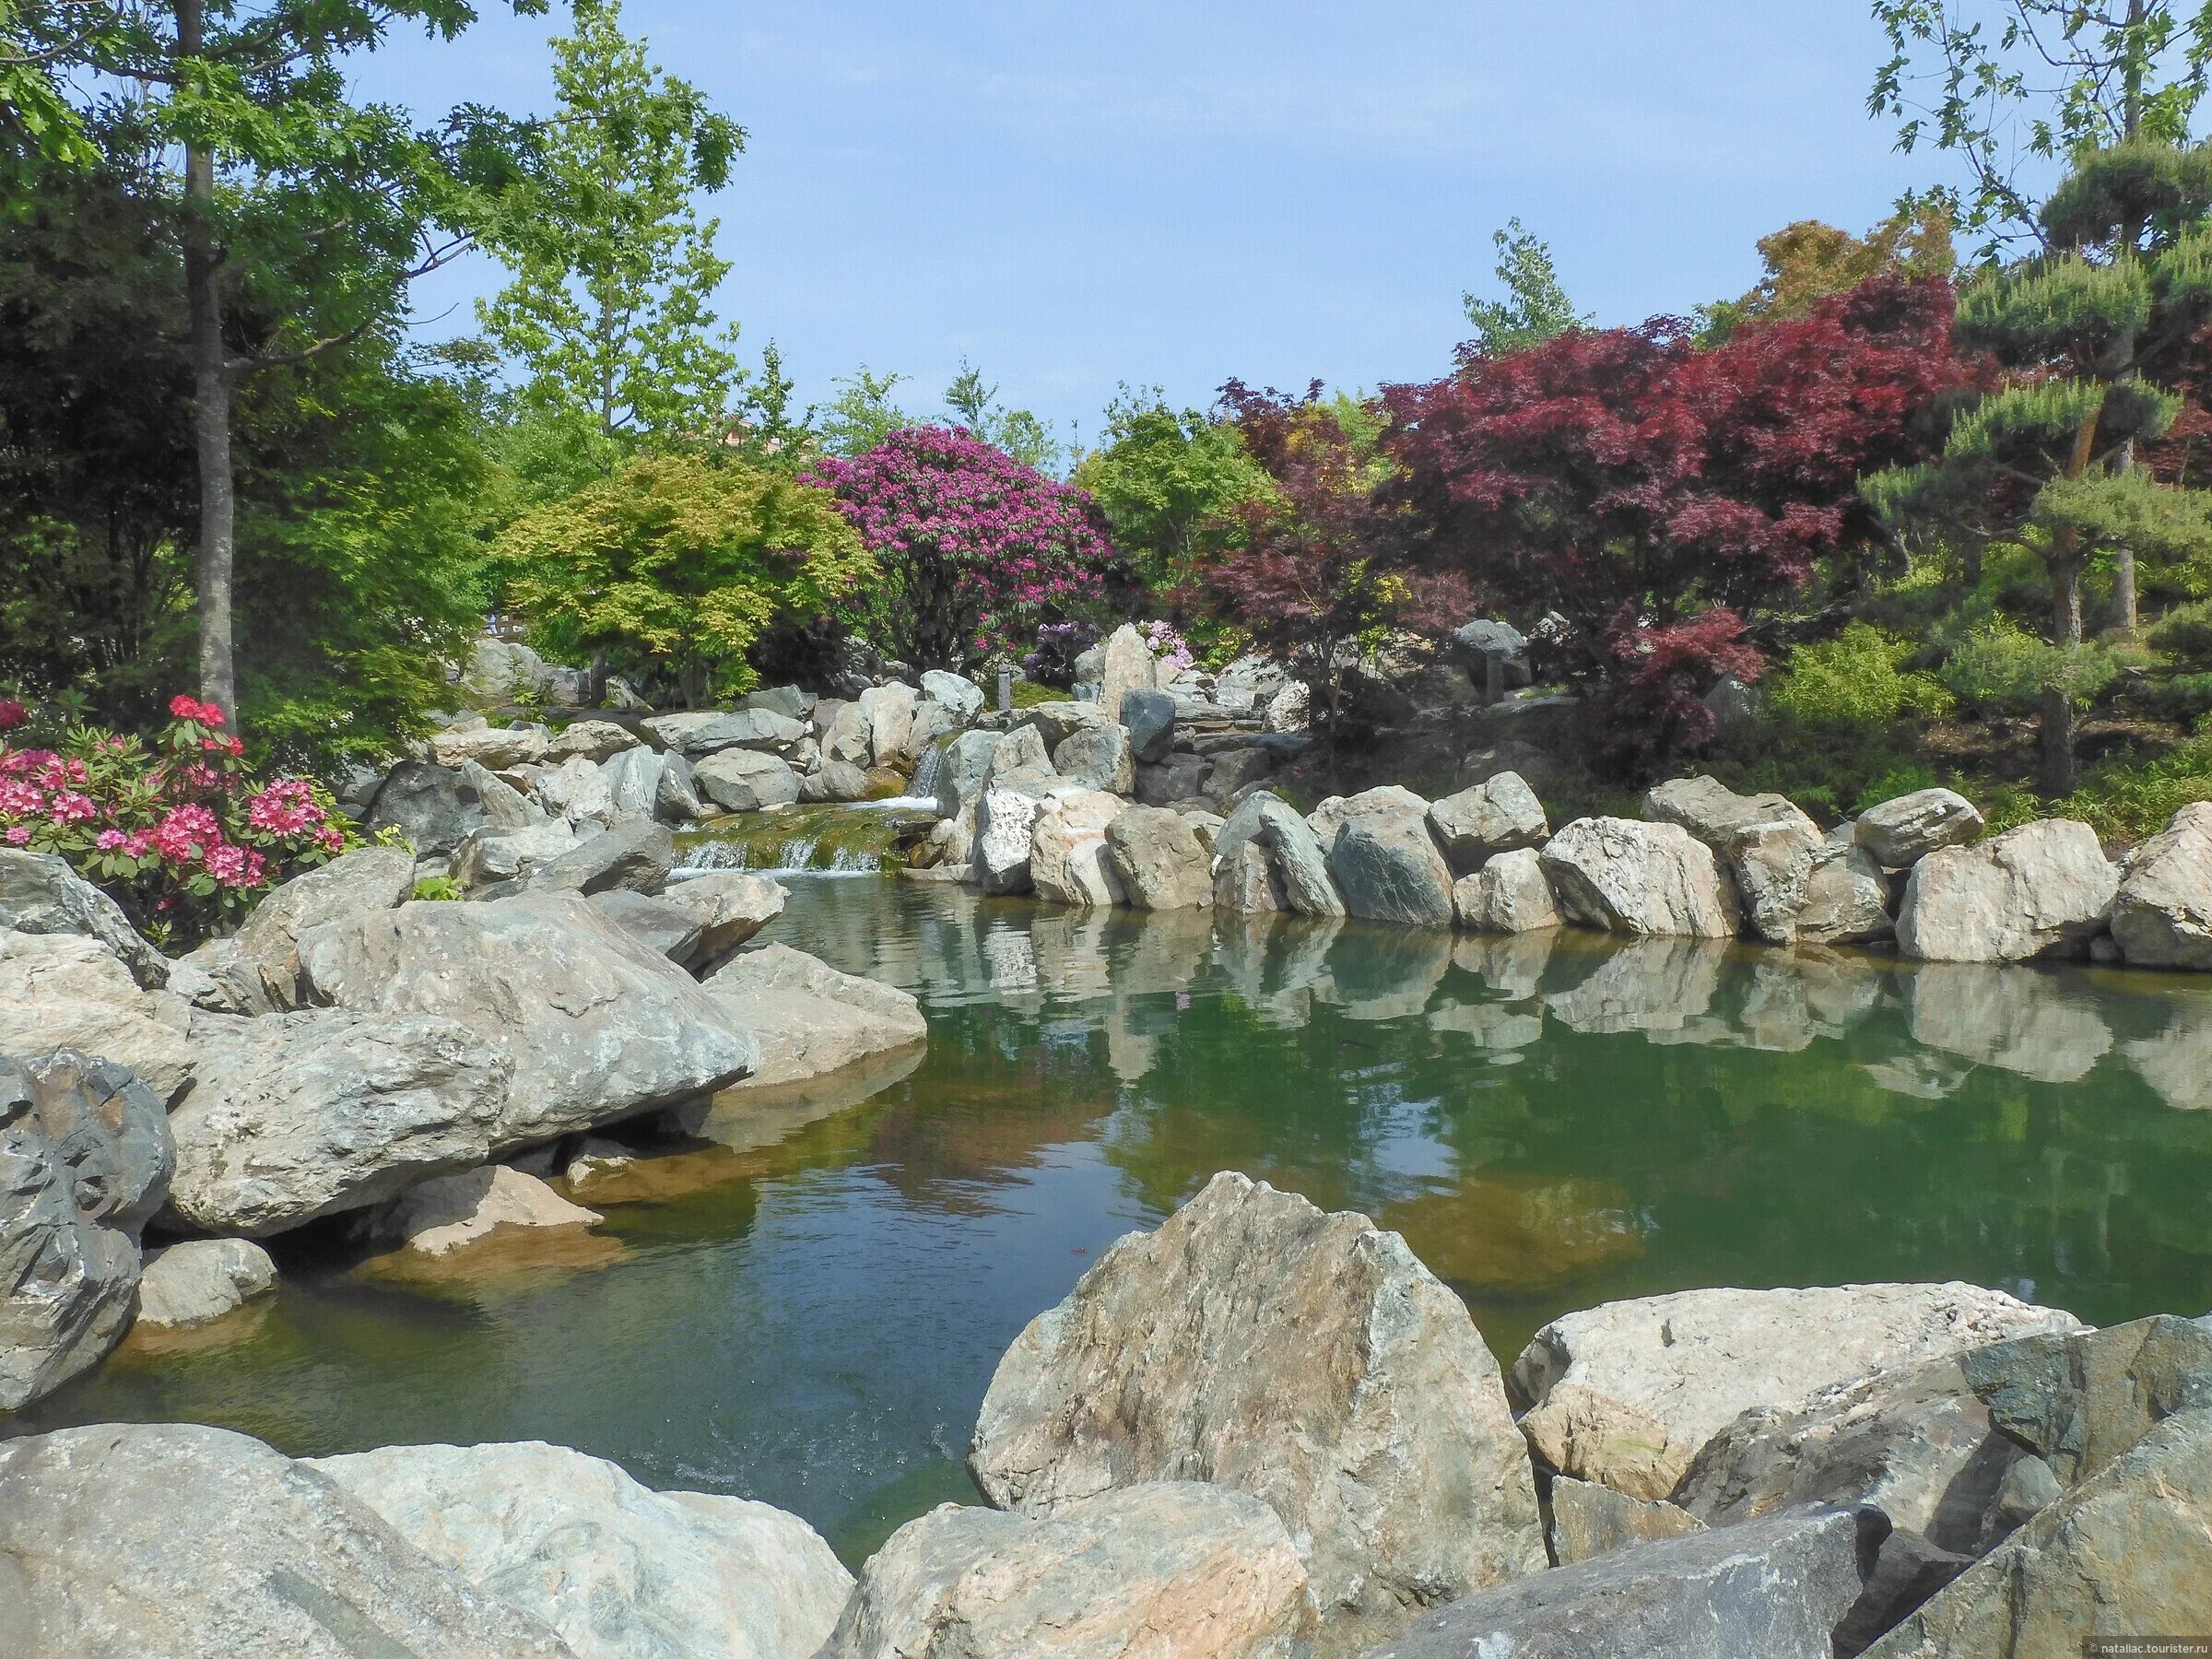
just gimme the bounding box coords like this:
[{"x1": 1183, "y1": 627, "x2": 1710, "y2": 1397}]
[{"x1": 18, "y1": 876, "x2": 2212, "y2": 1565}]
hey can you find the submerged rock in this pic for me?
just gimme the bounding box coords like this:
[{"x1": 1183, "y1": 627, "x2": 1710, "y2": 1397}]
[
  {"x1": 310, "y1": 1440, "x2": 850, "y2": 1659},
  {"x1": 1511, "y1": 1283, "x2": 2082, "y2": 1502},
  {"x1": 703, "y1": 943, "x2": 927, "y2": 1088},
  {"x1": 1897, "y1": 819, "x2": 2117, "y2": 963},
  {"x1": 376, "y1": 1165, "x2": 602, "y2": 1257},
  {"x1": 135, "y1": 1237, "x2": 277, "y2": 1329},
  {"x1": 819, "y1": 1484, "x2": 1308, "y2": 1659},
  {"x1": 1539, "y1": 818, "x2": 1742, "y2": 938},
  {"x1": 970, "y1": 1171, "x2": 1544, "y2": 1653},
  {"x1": 0, "y1": 1424, "x2": 574, "y2": 1657},
  {"x1": 1368, "y1": 1506, "x2": 1873, "y2": 1659}
]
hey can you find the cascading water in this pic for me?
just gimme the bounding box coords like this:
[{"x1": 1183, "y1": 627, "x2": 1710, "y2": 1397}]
[
  {"x1": 909, "y1": 738, "x2": 947, "y2": 805},
  {"x1": 669, "y1": 801, "x2": 936, "y2": 877},
  {"x1": 673, "y1": 834, "x2": 881, "y2": 876}
]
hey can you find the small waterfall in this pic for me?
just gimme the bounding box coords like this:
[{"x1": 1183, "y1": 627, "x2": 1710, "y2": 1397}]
[
  {"x1": 910, "y1": 738, "x2": 947, "y2": 804},
  {"x1": 673, "y1": 827, "x2": 883, "y2": 877}
]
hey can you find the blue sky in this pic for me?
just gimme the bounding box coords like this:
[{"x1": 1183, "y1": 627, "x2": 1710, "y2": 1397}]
[{"x1": 359, "y1": 2, "x2": 1982, "y2": 444}]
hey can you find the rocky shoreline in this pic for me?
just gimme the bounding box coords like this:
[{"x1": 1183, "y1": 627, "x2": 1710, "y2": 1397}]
[{"x1": 4, "y1": 1171, "x2": 2206, "y2": 1656}]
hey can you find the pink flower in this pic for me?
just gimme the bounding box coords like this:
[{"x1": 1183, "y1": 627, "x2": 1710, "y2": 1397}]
[
  {"x1": 152, "y1": 804, "x2": 219, "y2": 864},
  {"x1": 96, "y1": 828, "x2": 128, "y2": 851},
  {"x1": 4, "y1": 826, "x2": 28, "y2": 845},
  {"x1": 0, "y1": 700, "x2": 25, "y2": 731},
  {"x1": 48, "y1": 791, "x2": 95, "y2": 826}
]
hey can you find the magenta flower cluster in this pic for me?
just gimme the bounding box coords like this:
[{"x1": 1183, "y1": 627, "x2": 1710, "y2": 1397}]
[{"x1": 806, "y1": 427, "x2": 1117, "y2": 662}]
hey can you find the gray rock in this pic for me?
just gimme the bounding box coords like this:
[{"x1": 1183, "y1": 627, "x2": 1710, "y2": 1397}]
[
  {"x1": 1050, "y1": 721, "x2": 1134, "y2": 794},
  {"x1": 974, "y1": 789, "x2": 1043, "y2": 895},
  {"x1": 1100, "y1": 622, "x2": 1159, "y2": 718},
  {"x1": 1512, "y1": 1283, "x2": 2083, "y2": 1503},
  {"x1": 935, "y1": 729, "x2": 1004, "y2": 819},
  {"x1": 1120, "y1": 688, "x2": 1176, "y2": 763},
  {"x1": 460, "y1": 759, "x2": 548, "y2": 830},
  {"x1": 821, "y1": 699, "x2": 872, "y2": 767},
  {"x1": 653, "y1": 751, "x2": 708, "y2": 822},
  {"x1": 535, "y1": 755, "x2": 616, "y2": 827},
  {"x1": 1547, "y1": 1476, "x2": 1703, "y2": 1566},
  {"x1": 430, "y1": 724, "x2": 551, "y2": 771},
  {"x1": 296, "y1": 893, "x2": 759, "y2": 1148},
  {"x1": 1455, "y1": 847, "x2": 1560, "y2": 932},
  {"x1": 1796, "y1": 841, "x2": 1896, "y2": 945},
  {"x1": 230, "y1": 846, "x2": 417, "y2": 1006},
  {"x1": 0, "y1": 1422, "x2": 572, "y2": 1658},
  {"x1": 990, "y1": 721, "x2": 1059, "y2": 776},
  {"x1": 1201, "y1": 745, "x2": 1274, "y2": 806},
  {"x1": 585, "y1": 890, "x2": 703, "y2": 963},
  {"x1": 655, "y1": 871, "x2": 784, "y2": 964},
  {"x1": 515, "y1": 817, "x2": 673, "y2": 898},
  {"x1": 645, "y1": 710, "x2": 787, "y2": 756},
  {"x1": 818, "y1": 1485, "x2": 1308, "y2": 1659},
  {"x1": 1539, "y1": 818, "x2": 1742, "y2": 938},
  {"x1": 856, "y1": 681, "x2": 918, "y2": 766},
  {"x1": 703, "y1": 944, "x2": 927, "y2": 1089},
  {"x1": 1863, "y1": 1407, "x2": 2212, "y2": 1658},
  {"x1": 1646, "y1": 775, "x2": 1824, "y2": 944},
  {"x1": 1328, "y1": 811, "x2": 1456, "y2": 929},
  {"x1": 1958, "y1": 1313, "x2": 2212, "y2": 1488},
  {"x1": 453, "y1": 821, "x2": 582, "y2": 891},
  {"x1": 310, "y1": 1440, "x2": 850, "y2": 1659},
  {"x1": 544, "y1": 720, "x2": 638, "y2": 763},
  {"x1": 1368, "y1": 1506, "x2": 1873, "y2": 1659},
  {"x1": 1855, "y1": 789, "x2": 1984, "y2": 868},
  {"x1": 165, "y1": 1008, "x2": 510, "y2": 1236},
  {"x1": 599, "y1": 745, "x2": 665, "y2": 817},
  {"x1": 1212, "y1": 793, "x2": 1344, "y2": 917},
  {"x1": 1135, "y1": 752, "x2": 1209, "y2": 806},
  {"x1": 692, "y1": 748, "x2": 802, "y2": 813},
  {"x1": 918, "y1": 669, "x2": 982, "y2": 724},
  {"x1": 1304, "y1": 785, "x2": 1434, "y2": 850},
  {"x1": 0, "y1": 849, "x2": 167, "y2": 988},
  {"x1": 1030, "y1": 789, "x2": 1127, "y2": 908},
  {"x1": 970, "y1": 1171, "x2": 1544, "y2": 1653},
  {"x1": 801, "y1": 759, "x2": 872, "y2": 802},
  {"x1": 0, "y1": 1053, "x2": 171, "y2": 1408},
  {"x1": 1429, "y1": 772, "x2": 1549, "y2": 873},
  {"x1": 2112, "y1": 800, "x2": 2212, "y2": 969},
  {"x1": 745, "y1": 683, "x2": 818, "y2": 721},
  {"x1": 1897, "y1": 819, "x2": 2118, "y2": 962},
  {"x1": 135, "y1": 1237, "x2": 276, "y2": 1328},
  {"x1": 373, "y1": 1165, "x2": 601, "y2": 1256},
  {"x1": 1105, "y1": 806, "x2": 1215, "y2": 909},
  {"x1": 0, "y1": 931, "x2": 199, "y2": 1104}
]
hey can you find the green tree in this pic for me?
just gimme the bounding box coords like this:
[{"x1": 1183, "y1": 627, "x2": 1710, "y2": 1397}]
[
  {"x1": 499, "y1": 452, "x2": 871, "y2": 705},
  {"x1": 9, "y1": 0, "x2": 537, "y2": 724},
  {"x1": 943, "y1": 357, "x2": 1064, "y2": 473},
  {"x1": 1072, "y1": 385, "x2": 1271, "y2": 590},
  {"x1": 1865, "y1": 141, "x2": 2212, "y2": 793},
  {"x1": 477, "y1": 0, "x2": 744, "y2": 448},
  {"x1": 1699, "y1": 207, "x2": 1956, "y2": 341},
  {"x1": 817, "y1": 364, "x2": 911, "y2": 457},
  {"x1": 1461, "y1": 218, "x2": 1591, "y2": 357}
]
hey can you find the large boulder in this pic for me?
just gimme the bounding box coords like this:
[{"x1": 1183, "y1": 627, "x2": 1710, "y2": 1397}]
[
  {"x1": 703, "y1": 944, "x2": 927, "y2": 1089},
  {"x1": 856, "y1": 681, "x2": 919, "y2": 766},
  {"x1": 974, "y1": 788, "x2": 1044, "y2": 895},
  {"x1": 1958, "y1": 1313, "x2": 2212, "y2": 1488},
  {"x1": 1328, "y1": 810, "x2": 1456, "y2": 929},
  {"x1": 0, "y1": 849, "x2": 167, "y2": 988},
  {"x1": 653, "y1": 751, "x2": 709, "y2": 822},
  {"x1": 375, "y1": 1165, "x2": 602, "y2": 1256},
  {"x1": 462, "y1": 759, "x2": 547, "y2": 830},
  {"x1": 1367, "y1": 1507, "x2": 1873, "y2": 1659},
  {"x1": 454, "y1": 821, "x2": 584, "y2": 892},
  {"x1": 644, "y1": 709, "x2": 806, "y2": 758},
  {"x1": 935, "y1": 730, "x2": 1003, "y2": 820},
  {"x1": 229, "y1": 846, "x2": 416, "y2": 1006},
  {"x1": 0, "y1": 1053, "x2": 171, "y2": 1409},
  {"x1": 692, "y1": 749, "x2": 802, "y2": 813},
  {"x1": 1454, "y1": 847, "x2": 1561, "y2": 933},
  {"x1": 1896, "y1": 818, "x2": 2118, "y2": 963},
  {"x1": 364, "y1": 760, "x2": 492, "y2": 854},
  {"x1": 164, "y1": 1009, "x2": 510, "y2": 1236},
  {"x1": 1511, "y1": 1283, "x2": 2082, "y2": 1502},
  {"x1": 1212, "y1": 794, "x2": 1343, "y2": 917},
  {"x1": 1120, "y1": 688, "x2": 1176, "y2": 764},
  {"x1": 818, "y1": 1485, "x2": 1309, "y2": 1659},
  {"x1": 1049, "y1": 721, "x2": 1134, "y2": 794},
  {"x1": 1030, "y1": 789, "x2": 1127, "y2": 908},
  {"x1": 1099, "y1": 622, "x2": 1159, "y2": 718},
  {"x1": 1135, "y1": 752, "x2": 1209, "y2": 806},
  {"x1": 535, "y1": 755, "x2": 617, "y2": 827},
  {"x1": 919, "y1": 668, "x2": 983, "y2": 725},
  {"x1": 822, "y1": 700, "x2": 872, "y2": 767},
  {"x1": 599, "y1": 745, "x2": 665, "y2": 817},
  {"x1": 0, "y1": 1423, "x2": 572, "y2": 1658},
  {"x1": 512, "y1": 817, "x2": 673, "y2": 898},
  {"x1": 585, "y1": 891, "x2": 703, "y2": 964},
  {"x1": 0, "y1": 931, "x2": 198, "y2": 1102},
  {"x1": 2111, "y1": 800, "x2": 2212, "y2": 970},
  {"x1": 1104, "y1": 806, "x2": 1215, "y2": 910},
  {"x1": 544, "y1": 720, "x2": 638, "y2": 764},
  {"x1": 1854, "y1": 789, "x2": 1984, "y2": 868},
  {"x1": 1864, "y1": 1406, "x2": 2212, "y2": 1658},
  {"x1": 970, "y1": 1171, "x2": 1545, "y2": 1653},
  {"x1": 429, "y1": 724, "x2": 550, "y2": 771},
  {"x1": 296, "y1": 893, "x2": 759, "y2": 1148},
  {"x1": 1306, "y1": 785, "x2": 1431, "y2": 851},
  {"x1": 1538, "y1": 818, "x2": 1743, "y2": 938},
  {"x1": 1645, "y1": 775, "x2": 1824, "y2": 944},
  {"x1": 1795, "y1": 841, "x2": 1897, "y2": 946},
  {"x1": 656, "y1": 871, "x2": 784, "y2": 964},
  {"x1": 1428, "y1": 772, "x2": 1548, "y2": 873},
  {"x1": 801, "y1": 759, "x2": 872, "y2": 803},
  {"x1": 1547, "y1": 1477, "x2": 1702, "y2": 1567},
  {"x1": 135, "y1": 1237, "x2": 277, "y2": 1329},
  {"x1": 309, "y1": 1441, "x2": 850, "y2": 1659},
  {"x1": 745, "y1": 684, "x2": 818, "y2": 721}
]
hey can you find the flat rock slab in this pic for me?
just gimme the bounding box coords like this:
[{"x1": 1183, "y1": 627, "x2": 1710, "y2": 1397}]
[
  {"x1": 1512, "y1": 1282, "x2": 2082, "y2": 1501},
  {"x1": 1366, "y1": 1506, "x2": 1873, "y2": 1659},
  {"x1": 378, "y1": 1165, "x2": 602, "y2": 1257},
  {"x1": 0, "y1": 1423, "x2": 572, "y2": 1658},
  {"x1": 703, "y1": 943, "x2": 927, "y2": 1089},
  {"x1": 1547, "y1": 1476, "x2": 1702, "y2": 1566},
  {"x1": 818, "y1": 1484, "x2": 1308, "y2": 1659},
  {"x1": 309, "y1": 1440, "x2": 850, "y2": 1659},
  {"x1": 970, "y1": 1171, "x2": 1543, "y2": 1654}
]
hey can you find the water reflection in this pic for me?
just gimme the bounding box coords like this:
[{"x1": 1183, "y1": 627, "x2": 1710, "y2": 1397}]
[{"x1": 22, "y1": 877, "x2": 2212, "y2": 1570}]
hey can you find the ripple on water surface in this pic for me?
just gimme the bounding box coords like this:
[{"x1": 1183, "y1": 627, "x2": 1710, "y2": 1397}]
[{"x1": 22, "y1": 876, "x2": 2212, "y2": 1562}]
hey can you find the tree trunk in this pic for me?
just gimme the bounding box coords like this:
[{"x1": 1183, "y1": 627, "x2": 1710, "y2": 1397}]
[
  {"x1": 179, "y1": 0, "x2": 237, "y2": 724},
  {"x1": 2041, "y1": 558, "x2": 2084, "y2": 796}
]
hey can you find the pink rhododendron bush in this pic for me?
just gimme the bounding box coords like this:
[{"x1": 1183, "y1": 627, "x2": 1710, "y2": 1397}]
[
  {"x1": 0, "y1": 694, "x2": 356, "y2": 946},
  {"x1": 806, "y1": 425, "x2": 1118, "y2": 669}
]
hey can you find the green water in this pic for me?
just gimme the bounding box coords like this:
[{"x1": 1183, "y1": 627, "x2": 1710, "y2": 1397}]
[{"x1": 18, "y1": 878, "x2": 2212, "y2": 1563}]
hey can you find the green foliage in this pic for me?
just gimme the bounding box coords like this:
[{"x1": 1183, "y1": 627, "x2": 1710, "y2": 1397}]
[
  {"x1": 1071, "y1": 386, "x2": 1272, "y2": 589},
  {"x1": 2034, "y1": 466, "x2": 2212, "y2": 566},
  {"x1": 943, "y1": 359, "x2": 1064, "y2": 474},
  {"x1": 411, "y1": 875, "x2": 465, "y2": 900},
  {"x1": 2151, "y1": 596, "x2": 2212, "y2": 664},
  {"x1": 499, "y1": 452, "x2": 870, "y2": 704},
  {"x1": 476, "y1": 0, "x2": 746, "y2": 443},
  {"x1": 1957, "y1": 253, "x2": 2149, "y2": 361},
  {"x1": 2050, "y1": 727, "x2": 2212, "y2": 840},
  {"x1": 1769, "y1": 623, "x2": 1956, "y2": 728},
  {"x1": 817, "y1": 366, "x2": 911, "y2": 458},
  {"x1": 1700, "y1": 209, "x2": 1955, "y2": 342},
  {"x1": 1939, "y1": 617, "x2": 2124, "y2": 712},
  {"x1": 1461, "y1": 218, "x2": 1590, "y2": 357},
  {"x1": 2134, "y1": 668, "x2": 2212, "y2": 722}
]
